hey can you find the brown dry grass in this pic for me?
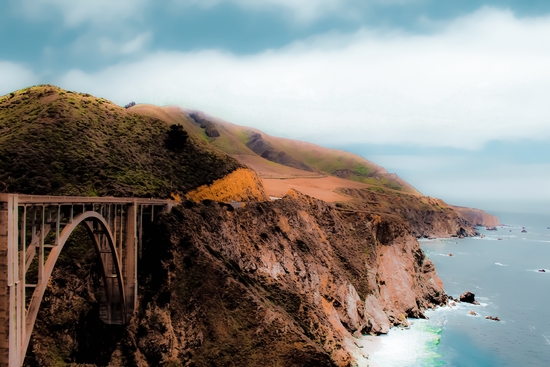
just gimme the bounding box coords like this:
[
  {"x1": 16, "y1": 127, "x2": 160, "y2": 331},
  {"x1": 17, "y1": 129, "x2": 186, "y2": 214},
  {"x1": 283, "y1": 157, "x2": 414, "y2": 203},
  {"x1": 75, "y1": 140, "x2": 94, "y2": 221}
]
[
  {"x1": 262, "y1": 176, "x2": 369, "y2": 202},
  {"x1": 186, "y1": 168, "x2": 269, "y2": 202},
  {"x1": 232, "y1": 154, "x2": 325, "y2": 178}
]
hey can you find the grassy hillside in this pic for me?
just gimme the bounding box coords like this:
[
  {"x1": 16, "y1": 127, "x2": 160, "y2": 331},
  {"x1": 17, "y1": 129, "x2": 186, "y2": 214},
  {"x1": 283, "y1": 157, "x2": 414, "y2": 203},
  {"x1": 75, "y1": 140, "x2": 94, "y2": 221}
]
[
  {"x1": 0, "y1": 85, "x2": 242, "y2": 197},
  {"x1": 131, "y1": 106, "x2": 419, "y2": 194}
]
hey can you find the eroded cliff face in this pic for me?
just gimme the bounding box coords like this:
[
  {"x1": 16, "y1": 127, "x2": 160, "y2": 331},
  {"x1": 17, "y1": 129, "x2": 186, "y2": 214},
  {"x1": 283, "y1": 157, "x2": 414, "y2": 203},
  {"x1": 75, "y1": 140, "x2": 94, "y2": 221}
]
[
  {"x1": 24, "y1": 191, "x2": 447, "y2": 367},
  {"x1": 110, "y1": 190, "x2": 446, "y2": 367},
  {"x1": 336, "y1": 187, "x2": 477, "y2": 238},
  {"x1": 452, "y1": 206, "x2": 500, "y2": 226}
]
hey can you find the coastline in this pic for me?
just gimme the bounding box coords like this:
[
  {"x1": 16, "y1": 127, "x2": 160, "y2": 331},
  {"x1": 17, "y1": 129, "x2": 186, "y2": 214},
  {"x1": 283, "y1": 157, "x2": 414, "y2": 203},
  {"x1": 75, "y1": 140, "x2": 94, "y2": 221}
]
[
  {"x1": 359, "y1": 235, "x2": 468, "y2": 365},
  {"x1": 347, "y1": 334, "x2": 382, "y2": 367},
  {"x1": 400, "y1": 218, "x2": 550, "y2": 367}
]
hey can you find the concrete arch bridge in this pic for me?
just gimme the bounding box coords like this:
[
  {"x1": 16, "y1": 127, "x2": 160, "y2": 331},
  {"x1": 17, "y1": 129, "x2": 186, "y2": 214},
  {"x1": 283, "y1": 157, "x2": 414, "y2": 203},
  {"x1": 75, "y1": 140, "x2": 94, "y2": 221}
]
[{"x1": 0, "y1": 194, "x2": 174, "y2": 366}]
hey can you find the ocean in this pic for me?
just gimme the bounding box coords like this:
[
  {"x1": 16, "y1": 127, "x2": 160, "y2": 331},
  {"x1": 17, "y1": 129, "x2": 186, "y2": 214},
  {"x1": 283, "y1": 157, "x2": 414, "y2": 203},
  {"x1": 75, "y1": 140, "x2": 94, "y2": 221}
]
[{"x1": 368, "y1": 211, "x2": 550, "y2": 367}]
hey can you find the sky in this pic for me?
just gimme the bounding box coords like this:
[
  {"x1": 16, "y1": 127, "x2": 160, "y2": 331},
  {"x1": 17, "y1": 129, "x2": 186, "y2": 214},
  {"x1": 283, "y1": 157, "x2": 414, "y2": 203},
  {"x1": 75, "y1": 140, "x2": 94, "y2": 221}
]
[{"x1": 1, "y1": 0, "x2": 550, "y2": 215}]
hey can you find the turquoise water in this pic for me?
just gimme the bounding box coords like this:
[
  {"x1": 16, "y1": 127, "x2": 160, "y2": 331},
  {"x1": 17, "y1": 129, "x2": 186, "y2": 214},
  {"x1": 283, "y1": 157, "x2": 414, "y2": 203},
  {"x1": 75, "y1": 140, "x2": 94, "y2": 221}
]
[{"x1": 370, "y1": 211, "x2": 550, "y2": 367}]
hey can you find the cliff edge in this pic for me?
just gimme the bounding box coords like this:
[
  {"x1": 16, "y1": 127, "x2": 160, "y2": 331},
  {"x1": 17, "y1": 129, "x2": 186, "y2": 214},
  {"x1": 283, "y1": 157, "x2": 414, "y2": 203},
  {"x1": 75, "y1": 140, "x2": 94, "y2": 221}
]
[
  {"x1": 24, "y1": 191, "x2": 447, "y2": 367},
  {"x1": 452, "y1": 206, "x2": 500, "y2": 226},
  {"x1": 113, "y1": 191, "x2": 445, "y2": 366},
  {"x1": 335, "y1": 187, "x2": 478, "y2": 238}
]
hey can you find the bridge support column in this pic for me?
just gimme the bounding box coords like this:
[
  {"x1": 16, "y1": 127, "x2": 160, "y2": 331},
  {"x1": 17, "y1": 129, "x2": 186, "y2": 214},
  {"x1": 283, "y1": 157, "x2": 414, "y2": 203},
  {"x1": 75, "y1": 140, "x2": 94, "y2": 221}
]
[
  {"x1": 0, "y1": 195, "x2": 23, "y2": 367},
  {"x1": 124, "y1": 201, "x2": 137, "y2": 318}
]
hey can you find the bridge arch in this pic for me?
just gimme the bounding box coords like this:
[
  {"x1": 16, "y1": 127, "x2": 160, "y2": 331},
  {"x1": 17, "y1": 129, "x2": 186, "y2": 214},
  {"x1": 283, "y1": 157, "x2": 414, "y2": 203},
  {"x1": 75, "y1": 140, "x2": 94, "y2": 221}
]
[
  {"x1": 24, "y1": 210, "x2": 127, "y2": 354},
  {"x1": 0, "y1": 194, "x2": 173, "y2": 366}
]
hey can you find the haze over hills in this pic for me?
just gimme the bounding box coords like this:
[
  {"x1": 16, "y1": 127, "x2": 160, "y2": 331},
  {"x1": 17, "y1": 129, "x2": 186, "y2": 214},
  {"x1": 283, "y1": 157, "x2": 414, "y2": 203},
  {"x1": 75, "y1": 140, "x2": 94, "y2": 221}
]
[
  {"x1": 0, "y1": 85, "x2": 499, "y2": 227},
  {"x1": 130, "y1": 105, "x2": 419, "y2": 194},
  {"x1": 129, "y1": 104, "x2": 498, "y2": 227}
]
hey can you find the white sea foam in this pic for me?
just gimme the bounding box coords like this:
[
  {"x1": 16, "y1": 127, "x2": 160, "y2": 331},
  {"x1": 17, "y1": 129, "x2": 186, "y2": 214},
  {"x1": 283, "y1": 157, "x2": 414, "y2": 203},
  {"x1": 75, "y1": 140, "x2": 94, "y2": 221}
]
[
  {"x1": 477, "y1": 236, "x2": 499, "y2": 241},
  {"x1": 367, "y1": 321, "x2": 443, "y2": 367},
  {"x1": 543, "y1": 334, "x2": 550, "y2": 346},
  {"x1": 366, "y1": 307, "x2": 461, "y2": 367},
  {"x1": 495, "y1": 262, "x2": 508, "y2": 266},
  {"x1": 434, "y1": 253, "x2": 454, "y2": 257}
]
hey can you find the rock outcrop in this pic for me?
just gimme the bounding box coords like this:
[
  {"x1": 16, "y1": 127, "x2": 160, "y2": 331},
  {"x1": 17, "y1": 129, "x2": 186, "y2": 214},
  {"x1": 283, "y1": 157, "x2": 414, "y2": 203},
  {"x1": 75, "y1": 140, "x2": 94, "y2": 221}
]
[
  {"x1": 452, "y1": 206, "x2": 500, "y2": 227},
  {"x1": 335, "y1": 188, "x2": 477, "y2": 238},
  {"x1": 112, "y1": 190, "x2": 446, "y2": 366},
  {"x1": 459, "y1": 291, "x2": 479, "y2": 305},
  {"x1": 25, "y1": 191, "x2": 447, "y2": 366}
]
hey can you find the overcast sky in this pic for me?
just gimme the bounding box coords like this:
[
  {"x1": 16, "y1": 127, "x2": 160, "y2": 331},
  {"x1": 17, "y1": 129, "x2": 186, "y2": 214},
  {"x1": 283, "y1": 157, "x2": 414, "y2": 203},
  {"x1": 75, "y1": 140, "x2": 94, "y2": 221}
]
[{"x1": 1, "y1": 0, "x2": 549, "y2": 214}]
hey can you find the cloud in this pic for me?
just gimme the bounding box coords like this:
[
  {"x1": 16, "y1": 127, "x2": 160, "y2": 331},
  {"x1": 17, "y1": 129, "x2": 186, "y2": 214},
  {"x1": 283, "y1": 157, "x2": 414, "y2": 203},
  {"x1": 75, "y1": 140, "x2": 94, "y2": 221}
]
[
  {"x1": 57, "y1": 8, "x2": 550, "y2": 149},
  {"x1": 15, "y1": 0, "x2": 149, "y2": 26},
  {"x1": 222, "y1": 0, "x2": 354, "y2": 22},
  {"x1": 172, "y1": 0, "x2": 420, "y2": 23},
  {"x1": 15, "y1": 0, "x2": 343, "y2": 25},
  {"x1": 98, "y1": 33, "x2": 153, "y2": 55},
  {"x1": 0, "y1": 62, "x2": 38, "y2": 96}
]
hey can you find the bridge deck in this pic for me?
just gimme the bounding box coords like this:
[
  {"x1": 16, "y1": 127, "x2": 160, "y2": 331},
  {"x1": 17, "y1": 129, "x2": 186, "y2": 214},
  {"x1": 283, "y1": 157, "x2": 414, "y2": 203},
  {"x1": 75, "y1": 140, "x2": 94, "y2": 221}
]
[{"x1": 0, "y1": 194, "x2": 174, "y2": 206}]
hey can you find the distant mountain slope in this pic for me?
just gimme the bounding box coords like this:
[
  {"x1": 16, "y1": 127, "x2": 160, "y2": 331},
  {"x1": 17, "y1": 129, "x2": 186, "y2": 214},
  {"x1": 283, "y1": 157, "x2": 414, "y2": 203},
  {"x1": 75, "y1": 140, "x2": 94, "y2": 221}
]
[
  {"x1": 452, "y1": 206, "x2": 500, "y2": 226},
  {"x1": 131, "y1": 106, "x2": 419, "y2": 194},
  {"x1": 0, "y1": 86, "x2": 243, "y2": 198}
]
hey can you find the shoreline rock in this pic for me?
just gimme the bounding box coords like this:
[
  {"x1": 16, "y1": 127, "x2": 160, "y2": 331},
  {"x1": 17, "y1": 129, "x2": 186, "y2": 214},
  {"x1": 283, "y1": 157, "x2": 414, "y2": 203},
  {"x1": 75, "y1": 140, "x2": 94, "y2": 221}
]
[{"x1": 459, "y1": 291, "x2": 480, "y2": 305}]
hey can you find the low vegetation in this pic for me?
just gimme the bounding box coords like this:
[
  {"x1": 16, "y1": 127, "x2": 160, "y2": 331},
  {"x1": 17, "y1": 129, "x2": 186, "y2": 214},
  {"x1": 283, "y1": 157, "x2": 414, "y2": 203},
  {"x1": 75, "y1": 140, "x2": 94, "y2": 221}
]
[{"x1": 0, "y1": 85, "x2": 242, "y2": 197}]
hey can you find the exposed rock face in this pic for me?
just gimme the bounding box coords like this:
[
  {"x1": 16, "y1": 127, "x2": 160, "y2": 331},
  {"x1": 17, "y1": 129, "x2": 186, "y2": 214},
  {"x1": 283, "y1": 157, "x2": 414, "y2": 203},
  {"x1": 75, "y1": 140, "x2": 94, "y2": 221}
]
[
  {"x1": 110, "y1": 190, "x2": 446, "y2": 366},
  {"x1": 336, "y1": 188, "x2": 477, "y2": 238},
  {"x1": 185, "y1": 168, "x2": 269, "y2": 202},
  {"x1": 452, "y1": 206, "x2": 500, "y2": 226},
  {"x1": 24, "y1": 192, "x2": 447, "y2": 366}
]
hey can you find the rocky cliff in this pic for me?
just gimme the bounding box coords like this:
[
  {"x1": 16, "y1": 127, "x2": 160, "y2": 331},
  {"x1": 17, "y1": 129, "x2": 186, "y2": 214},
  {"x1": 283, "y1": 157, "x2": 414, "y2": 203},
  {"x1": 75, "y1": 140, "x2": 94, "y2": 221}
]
[
  {"x1": 452, "y1": 206, "x2": 500, "y2": 226},
  {"x1": 335, "y1": 187, "x2": 477, "y2": 238},
  {"x1": 25, "y1": 191, "x2": 447, "y2": 366}
]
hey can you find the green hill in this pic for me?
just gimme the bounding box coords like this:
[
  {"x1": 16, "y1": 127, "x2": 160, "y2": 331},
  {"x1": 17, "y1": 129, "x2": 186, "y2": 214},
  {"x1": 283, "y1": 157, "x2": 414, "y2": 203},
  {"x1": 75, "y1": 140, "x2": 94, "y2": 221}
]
[
  {"x1": 131, "y1": 106, "x2": 419, "y2": 194},
  {"x1": 0, "y1": 85, "x2": 242, "y2": 197}
]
